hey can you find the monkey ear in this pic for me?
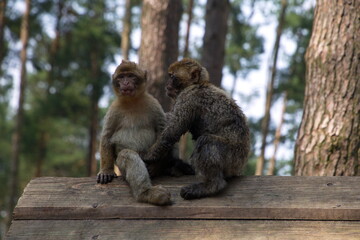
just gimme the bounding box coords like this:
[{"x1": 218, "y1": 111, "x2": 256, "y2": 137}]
[
  {"x1": 144, "y1": 70, "x2": 148, "y2": 81},
  {"x1": 191, "y1": 69, "x2": 201, "y2": 83}
]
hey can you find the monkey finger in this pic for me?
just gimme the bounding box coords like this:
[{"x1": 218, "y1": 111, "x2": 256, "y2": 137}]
[
  {"x1": 108, "y1": 174, "x2": 114, "y2": 182},
  {"x1": 101, "y1": 174, "x2": 106, "y2": 184}
]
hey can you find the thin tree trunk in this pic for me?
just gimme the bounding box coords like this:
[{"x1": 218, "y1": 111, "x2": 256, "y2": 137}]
[
  {"x1": 294, "y1": 0, "x2": 360, "y2": 176},
  {"x1": 139, "y1": 0, "x2": 182, "y2": 112},
  {"x1": 0, "y1": 0, "x2": 6, "y2": 67},
  {"x1": 255, "y1": 0, "x2": 287, "y2": 176},
  {"x1": 8, "y1": 0, "x2": 31, "y2": 226},
  {"x1": 87, "y1": 50, "x2": 100, "y2": 177},
  {"x1": 179, "y1": 0, "x2": 195, "y2": 159},
  {"x1": 88, "y1": 98, "x2": 99, "y2": 176},
  {"x1": 183, "y1": 0, "x2": 194, "y2": 58},
  {"x1": 121, "y1": 0, "x2": 132, "y2": 60},
  {"x1": 267, "y1": 91, "x2": 287, "y2": 175},
  {"x1": 201, "y1": 0, "x2": 230, "y2": 87},
  {"x1": 230, "y1": 74, "x2": 237, "y2": 97},
  {"x1": 35, "y1": 132, "x2": 49, "y2": 177}
]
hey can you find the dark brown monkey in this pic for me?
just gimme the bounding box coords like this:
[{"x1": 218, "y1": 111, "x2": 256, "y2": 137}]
[
  {"x1": 144, "y1": 58, "x2": 250, "y2": 200},
  {"x1": 97, "y1": 60, "x2": 193, "y2": 205}
]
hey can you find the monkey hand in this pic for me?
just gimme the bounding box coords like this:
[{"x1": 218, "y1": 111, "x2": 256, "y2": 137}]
[
  {"x1": 142, "y1": 151, "x2": 159, "y2": 163},
  {"x1": 97, "y1": 170, "x2": 117, "y2": 184}
]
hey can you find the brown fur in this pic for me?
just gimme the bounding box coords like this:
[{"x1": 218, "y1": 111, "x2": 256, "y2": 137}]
[
  {"x1": 144, "y1": 58, "x2": 250, "y2": 200},
  {"x1": 97, "y1": 60, "x2": 193, "y2": 205}
]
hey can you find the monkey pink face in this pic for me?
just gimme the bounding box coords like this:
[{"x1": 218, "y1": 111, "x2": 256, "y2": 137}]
[{"x1": 113, "y1": 73, "x2": 140, "y2": 97}]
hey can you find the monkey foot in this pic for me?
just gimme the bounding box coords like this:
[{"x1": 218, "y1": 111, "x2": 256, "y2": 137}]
[
  {"x1": 180, "y1": 179, "x2": 227, "y2": 200},
  {"x1": 180, "y1": 183, "x2": 207, "y2": 200},
  {"x1": 138, "y1": 185, "x2": 172, "y2": 206}
]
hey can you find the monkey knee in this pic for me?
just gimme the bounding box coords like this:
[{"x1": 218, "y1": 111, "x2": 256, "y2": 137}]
[{"x1": 116, "y1": 149, "x2": 145, "y2": 173}]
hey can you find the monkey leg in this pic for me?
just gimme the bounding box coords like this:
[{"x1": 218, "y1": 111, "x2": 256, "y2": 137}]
[
  {"x1": 180, "y1": 135, "x2": 227, "y2": 200},
  {"x1": 116, "y1": 149, "x2": 171, "y2": 206}
]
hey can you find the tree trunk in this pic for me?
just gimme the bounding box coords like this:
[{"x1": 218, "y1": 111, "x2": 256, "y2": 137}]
[
  {"x1": 178, "y1": 0, "x2": 194, "y2": 159},
  {"x1": 201, "y1": 0, "x2": 230, "y2": 87},
  {"x1": 230, "y1": 74, "x2": 237, "y2": 97},
  {"x1": 294, "y1": 0, "x2": 360, "y2": 176},
  {"x1": 8, "y1": 0, "x2": 31, "y2": 226},
  {"x1": 182, "y1": 0, "x2": 194, "y2": 58},
  {"x1": 0, "y1": 0, "x2": 6, "y2": 67},
  {"x1": 88, "y1": 97, "x2": 99, "y2": 176},
  {"x1": 255, "y1": 0, "x2": 287, "y2": 175},
  {"x1": 267, "y1": 92, "x2": 287, "y2": 175},
  {"x1": 121, "y1": 0, "x2": 132, "y2": 60},
  {"x1": 35, "y1": 132, "x2": 49, "y2": 177},
  {"x1": 87, "y1": 50, "x2": 100, "y2": 177},
  {"x1": 139, "y1": 0, "x2": 182, "y2": 112}
]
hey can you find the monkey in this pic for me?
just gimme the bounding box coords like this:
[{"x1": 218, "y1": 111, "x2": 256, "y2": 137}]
[
  {"x1": 97, "y1": 60, "x2": 194, "y2": 206},
  {"x1": 143, "y1": 58, "x2": 250, "y2": 200}
]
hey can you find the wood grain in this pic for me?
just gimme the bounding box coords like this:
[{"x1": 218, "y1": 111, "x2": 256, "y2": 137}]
[
  {"x1": 6, "y1": 220, "x2": 360, "y2": 240},
  {"x1": 13, "y1": 176, "x2": 360, "y2": 220}
]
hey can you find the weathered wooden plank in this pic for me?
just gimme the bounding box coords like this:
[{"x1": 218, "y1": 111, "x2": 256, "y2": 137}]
[
  {"x1": 13, "y1": 176, "x2": 360, "y2": 220},
  {"x1": 6, "y1": 220, "x2": 360, "y2": 240}
]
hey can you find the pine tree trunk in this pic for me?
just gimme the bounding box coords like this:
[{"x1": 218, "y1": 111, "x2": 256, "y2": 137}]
[
  {"x1": 182, "y1": 0, "x2": 194, "y2": 58},
  {"x1": 201, "y1": 0, "x2": 230, "y2": 87},
  {"x1": 294, "y1": 0, "x2": 360, "y2": 176},
  {"x1": 87, "y1": 50, "x2": 100, "y2": 177},
  {"x1": 121, "y1": 0, "x2": 132, "y2": 60},
  {"x1": 8, "y1": 0, "x2": 31, "y2": 226},
  {"x1": 230, "y1": 74, "x2": 237, "y2": 97},
  {"x1": 0, "y1": 0, "x2": 6, "y2": 66},
  {"x1": 139, "y1": 0, "x2": 182, "y2": 112},
  {"x1": 178, "y1": 0, "x2": 194, "y2": 159},
  {"x1": 36, "y1": 132, "x2": 48, "y2": 177},
  {"x1": 88, "y1": 98, "x2": 99, "y2": 176},
  {"x1": 255, "y1": 0, "x2": 287, "y2": 175},
  {"x1": 267, "y1": 92, "x2": 287, "y2": 175}
]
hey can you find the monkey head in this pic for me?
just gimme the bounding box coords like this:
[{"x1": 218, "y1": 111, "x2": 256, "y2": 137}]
[
  {"x1": 166, "y1": 58, "x2": 209, "y2": 99},
  {"x1": 112, "y1": 60, "x2": 147, "y2": 98}
]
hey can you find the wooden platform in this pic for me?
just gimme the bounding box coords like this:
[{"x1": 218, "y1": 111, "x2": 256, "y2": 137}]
[{"x1": 6, "y1": 175, "x2": 360, "y2": 239}]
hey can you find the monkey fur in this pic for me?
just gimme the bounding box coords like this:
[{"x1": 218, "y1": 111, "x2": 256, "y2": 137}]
[
  {"x1": 144, "y1": 58, "x2": 250, "y2": 200},
  {"x1": 97, "y1": 60, "x2": 194, "y2": 205}
]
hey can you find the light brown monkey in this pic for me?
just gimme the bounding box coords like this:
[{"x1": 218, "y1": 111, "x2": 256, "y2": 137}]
[
  {"x1": 97, "y1": 60, "x2": 193, "y2": 205},
  {"x1": 144, "y1": 58, "x2": 250, "y2": 200}
]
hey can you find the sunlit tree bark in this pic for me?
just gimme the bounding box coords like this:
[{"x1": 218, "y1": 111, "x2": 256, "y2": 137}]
[
  {"x1": 295, "y1": 0, "x2": 359, "y2": 176},
  {"x1": 139, "y1": 0, "x2": 182, "y2": 111}
]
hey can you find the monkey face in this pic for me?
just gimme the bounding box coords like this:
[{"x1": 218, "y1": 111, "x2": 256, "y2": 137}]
[
  {"x1": 167, "y1": 58, "x2": 210, "y2": 99},
  {"x1": 112, "y1": 73, "x2": 143, "y2": 97},
  {"x1": 166, "y1": 73, "x2": 183, "y2": 99}
]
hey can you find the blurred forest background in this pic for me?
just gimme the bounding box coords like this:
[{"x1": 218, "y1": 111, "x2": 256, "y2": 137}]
[{"x1": 0, "y1": 0, "x2": 359, "y2": 237}]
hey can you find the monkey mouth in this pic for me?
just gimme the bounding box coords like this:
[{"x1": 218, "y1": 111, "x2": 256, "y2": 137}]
[{"x1": 120, "y1": 88, "x2": 135, "y2": 96}]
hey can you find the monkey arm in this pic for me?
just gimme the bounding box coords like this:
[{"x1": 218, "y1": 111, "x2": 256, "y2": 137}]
[
  {"x1": 144, "y1": 96, "x2": 197, "y2": 162},
  {"x1": 97, "y1": 109, "x2": 118, "y2": 184}
]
